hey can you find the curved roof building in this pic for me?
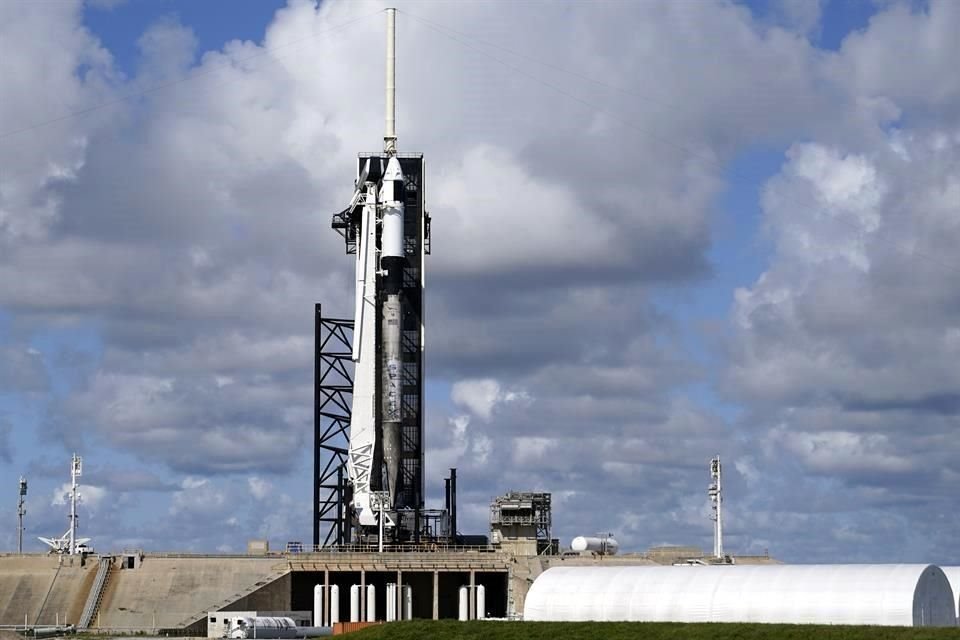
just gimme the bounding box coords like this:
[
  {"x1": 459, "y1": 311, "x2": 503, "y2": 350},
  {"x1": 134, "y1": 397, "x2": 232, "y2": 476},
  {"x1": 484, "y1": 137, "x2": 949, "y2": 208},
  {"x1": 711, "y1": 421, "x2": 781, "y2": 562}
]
[
  {"x1": 940, "y1": 567, "x2": 960, "y2": 622},
  {"x1": 524, "y1": 564, "x2": 956, "y2": 627}
]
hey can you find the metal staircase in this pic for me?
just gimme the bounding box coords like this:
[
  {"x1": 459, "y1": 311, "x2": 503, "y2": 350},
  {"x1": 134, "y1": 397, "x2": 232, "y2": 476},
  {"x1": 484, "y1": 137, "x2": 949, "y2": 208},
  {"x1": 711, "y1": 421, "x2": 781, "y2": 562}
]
[{"x1": 77, "y1": 556, "x2": 113, "y2": 629}]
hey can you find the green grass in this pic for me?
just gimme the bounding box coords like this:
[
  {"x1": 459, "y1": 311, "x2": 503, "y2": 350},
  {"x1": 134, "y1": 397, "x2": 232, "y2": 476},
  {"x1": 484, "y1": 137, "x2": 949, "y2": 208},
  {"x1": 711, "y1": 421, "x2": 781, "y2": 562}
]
[{"x1": 347, "y1": 620, "x2": 960, "y2": 640}]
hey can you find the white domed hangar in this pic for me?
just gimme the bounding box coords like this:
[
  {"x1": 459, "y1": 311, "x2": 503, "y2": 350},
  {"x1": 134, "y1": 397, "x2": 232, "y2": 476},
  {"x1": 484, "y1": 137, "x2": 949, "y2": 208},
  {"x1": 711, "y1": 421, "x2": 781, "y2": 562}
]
[{"x1": 524, "y1": 564, "x2": 957, "y2": 627}]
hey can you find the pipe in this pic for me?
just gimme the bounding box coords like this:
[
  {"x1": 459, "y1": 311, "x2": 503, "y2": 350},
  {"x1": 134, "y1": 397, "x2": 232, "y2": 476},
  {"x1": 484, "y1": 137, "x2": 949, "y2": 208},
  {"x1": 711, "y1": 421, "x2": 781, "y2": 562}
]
[{"x1": 450, "y1": 468, "x2": 457, "y2": 542}]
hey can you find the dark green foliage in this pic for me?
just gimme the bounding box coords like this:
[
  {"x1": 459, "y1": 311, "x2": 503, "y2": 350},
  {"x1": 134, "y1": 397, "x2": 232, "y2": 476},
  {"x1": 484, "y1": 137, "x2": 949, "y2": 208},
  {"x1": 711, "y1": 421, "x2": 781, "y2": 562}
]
[{"x1": 347, "y1": 620, "x2": 960, "y2": 640}]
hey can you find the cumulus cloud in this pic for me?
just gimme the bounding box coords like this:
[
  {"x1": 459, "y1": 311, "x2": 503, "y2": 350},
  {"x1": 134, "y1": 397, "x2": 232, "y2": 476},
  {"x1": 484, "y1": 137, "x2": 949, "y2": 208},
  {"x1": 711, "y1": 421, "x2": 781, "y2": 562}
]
[
  {"x1": 52, "y1": 482, "x2": 107, "y2": 512},
  {"x1": 720, "y1": 3, "x2": 960, "y2": 561},
  {"x1": 1, "y1": 0, "x2": 958, "y2": 562},
  {"x1": 450, "y1": 378, "x2": 530, "y2": 421},
  {"x1": 247, "y1": 476, "x2": 272, "y2": 500}
]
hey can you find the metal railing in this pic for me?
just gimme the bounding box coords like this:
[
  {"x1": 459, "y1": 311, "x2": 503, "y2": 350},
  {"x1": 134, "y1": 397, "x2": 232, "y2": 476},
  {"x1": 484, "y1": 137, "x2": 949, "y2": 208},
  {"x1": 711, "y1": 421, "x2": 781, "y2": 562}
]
[{"x1": 78, "y1": 556, "x2": 112, "y2": 629}]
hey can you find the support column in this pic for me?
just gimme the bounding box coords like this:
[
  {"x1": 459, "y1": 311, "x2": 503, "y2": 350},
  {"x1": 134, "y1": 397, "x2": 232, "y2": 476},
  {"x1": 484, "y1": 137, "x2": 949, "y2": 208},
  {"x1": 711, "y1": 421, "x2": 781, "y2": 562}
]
[{"x1": 432, "y1": 571, "x2": 439, "y2": 620}]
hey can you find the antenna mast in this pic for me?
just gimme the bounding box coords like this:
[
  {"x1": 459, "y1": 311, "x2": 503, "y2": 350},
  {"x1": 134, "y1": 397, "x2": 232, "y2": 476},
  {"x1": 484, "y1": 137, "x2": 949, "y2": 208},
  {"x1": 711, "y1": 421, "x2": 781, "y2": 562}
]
[
  {"x1": 709, "y1": 456, "x2": 723, "y2": 559},
  {"x1": 17, "y1": 476, "x2": 27, "y2": 554},
  {"x1": 384, "y1": 8, "x2": 397, "y2": 155}
]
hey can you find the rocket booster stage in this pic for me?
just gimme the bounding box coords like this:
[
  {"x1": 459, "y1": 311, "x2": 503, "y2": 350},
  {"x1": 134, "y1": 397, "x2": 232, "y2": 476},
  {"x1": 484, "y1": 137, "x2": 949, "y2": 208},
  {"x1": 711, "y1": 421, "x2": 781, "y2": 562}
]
[{"x1": 379, "y1": 156, "x2": 405, "y2": 504}]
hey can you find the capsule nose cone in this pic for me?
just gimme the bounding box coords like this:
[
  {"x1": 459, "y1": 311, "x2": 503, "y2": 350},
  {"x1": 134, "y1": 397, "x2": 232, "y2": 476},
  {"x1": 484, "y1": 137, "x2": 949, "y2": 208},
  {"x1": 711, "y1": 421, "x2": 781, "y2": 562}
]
[{"x1": 383, "y1": 155, "x2": 404, "y2": 181}]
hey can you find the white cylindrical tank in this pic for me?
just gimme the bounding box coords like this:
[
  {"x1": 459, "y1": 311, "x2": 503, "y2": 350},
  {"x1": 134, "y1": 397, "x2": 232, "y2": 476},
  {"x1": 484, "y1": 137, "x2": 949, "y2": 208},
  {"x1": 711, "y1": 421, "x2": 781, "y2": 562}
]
[
  {"x1": 350, "y1": 585, "x2": 360, "y2": 623},
  {"x1": 458, "y1": 586, "x2": 469, "y2": 621},
  {"x1": 476, "y1": 584, "x2": 486, "y2": 620},
  {"x1": 524, "y1": 565, "x2": 956, "y2": 627},
  {"x1": 366, "y1": 584, "x2": 376, "y2": 622},
  {"x1": 329, "y1": 584, "x2": 340, "y2": 625},
  {"x1": 313, "y1": 584, "x2": 324, "y2": 626},
  {"x1": 403, "y1": 584, "x2": 413, "y2": 620},
  {"x1": 570, "y1": 535, "x2": 619, "y2": 555},
  {"x1": 228, "y1": 617, "x2": 299, "y2": 639},
  {"x1": 940, "y1": 567, "x2": 960, "y2": 624},
  {"x1": 386, "y1": 583, "x2": 396, "y2": 622}
]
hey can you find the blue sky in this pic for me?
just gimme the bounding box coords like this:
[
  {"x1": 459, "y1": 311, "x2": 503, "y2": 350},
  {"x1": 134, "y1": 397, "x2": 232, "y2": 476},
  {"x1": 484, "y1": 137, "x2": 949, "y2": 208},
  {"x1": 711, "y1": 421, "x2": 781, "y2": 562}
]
[{"x1": 1, "y1": 0, "x2": 958, "y2": 563}]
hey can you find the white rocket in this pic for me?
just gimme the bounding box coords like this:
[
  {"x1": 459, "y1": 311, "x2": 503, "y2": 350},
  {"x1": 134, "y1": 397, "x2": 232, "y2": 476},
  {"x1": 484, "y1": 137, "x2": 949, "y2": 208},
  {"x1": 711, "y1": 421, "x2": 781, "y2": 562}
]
[{"x1": 344, "y1": 9, "x2": 405, "y2": 530}]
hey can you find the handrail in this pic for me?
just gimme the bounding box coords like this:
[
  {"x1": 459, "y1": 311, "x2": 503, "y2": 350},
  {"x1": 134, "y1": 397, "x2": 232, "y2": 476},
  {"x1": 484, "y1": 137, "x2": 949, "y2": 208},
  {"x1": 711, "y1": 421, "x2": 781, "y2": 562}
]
[{"x1": 78, "y1": 557, "x2": 112, "y2": 629}]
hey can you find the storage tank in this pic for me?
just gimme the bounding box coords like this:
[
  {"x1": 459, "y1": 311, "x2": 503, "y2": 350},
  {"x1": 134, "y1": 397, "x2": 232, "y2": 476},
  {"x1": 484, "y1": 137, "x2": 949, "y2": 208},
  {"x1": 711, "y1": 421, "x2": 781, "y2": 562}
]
[
  {"x1": 458, "y1": 586, "x2": 469, "y2": 621},
  {"x1": 366, "y1": 584, "x2": 376, "y2": 621},
  {"x1": 329, "y1": 584, "x2": 340, "y2": 625},
  {"x1": 386, "y1": 583, "x2": 397, "y2": 622},
  {"x1": 228, "y1": 617, "x2": 298, "y2": 639},
  {"x1": 350, "y1": 585, "x2": 360, "y2": 622},
  {"x1": 403, "y1": 584, "x2": 413, "y2": 620},
  {"x1": 570, "y1": 535, "x2": 619, "y2": 555},
  {"x1": 313, "y1": 584, "x2": 323, "y2": 626},
  {"x1": 476, "y1": 584, "x2": 486, "y2": 620},
  {"x1": 524, "y1": 564, "x2": 956, "y2": 627}
]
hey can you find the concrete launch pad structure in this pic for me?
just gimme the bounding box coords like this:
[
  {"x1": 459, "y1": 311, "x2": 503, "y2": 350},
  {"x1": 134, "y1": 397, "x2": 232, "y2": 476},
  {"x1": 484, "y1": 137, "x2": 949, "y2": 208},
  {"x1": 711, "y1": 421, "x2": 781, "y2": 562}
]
[{"x1": 0, "y1": 545, "x2": 777, "y2": 633}]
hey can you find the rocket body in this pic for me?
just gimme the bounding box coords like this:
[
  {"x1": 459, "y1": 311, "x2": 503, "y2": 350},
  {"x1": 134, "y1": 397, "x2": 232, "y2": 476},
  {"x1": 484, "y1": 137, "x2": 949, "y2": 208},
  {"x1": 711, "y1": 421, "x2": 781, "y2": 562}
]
[{"x1": 379, "y1": 156, "x2": 405, "y2": 506}]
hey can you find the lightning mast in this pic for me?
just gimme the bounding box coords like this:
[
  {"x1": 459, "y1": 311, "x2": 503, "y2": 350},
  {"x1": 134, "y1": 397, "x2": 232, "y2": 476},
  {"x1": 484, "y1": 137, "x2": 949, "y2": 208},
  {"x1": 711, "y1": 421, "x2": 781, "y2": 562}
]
[
  {"x1": 709, "y1": 456, "x2": 723, "y2": 559},
  {"x1": 17, "y1": 476, "x2": 27, "y2": 554}
]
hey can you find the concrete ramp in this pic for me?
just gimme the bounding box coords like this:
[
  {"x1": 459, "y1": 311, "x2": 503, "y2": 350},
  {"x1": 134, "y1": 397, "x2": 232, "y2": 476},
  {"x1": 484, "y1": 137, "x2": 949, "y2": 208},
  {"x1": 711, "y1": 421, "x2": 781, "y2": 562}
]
[
  {"x1": 0, "y1": 555, "x2": 96, "y2": 626},
  {"x1": 96, "y1": 556, "x2": 290, "y2": 632}
]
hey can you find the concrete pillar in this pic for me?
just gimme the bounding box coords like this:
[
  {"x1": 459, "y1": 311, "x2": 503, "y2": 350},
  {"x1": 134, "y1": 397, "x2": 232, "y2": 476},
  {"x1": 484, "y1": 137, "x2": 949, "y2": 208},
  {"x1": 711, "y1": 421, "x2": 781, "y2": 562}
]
[{"x1": 432, "y1": 571, "x2": 439, "y2": 620}]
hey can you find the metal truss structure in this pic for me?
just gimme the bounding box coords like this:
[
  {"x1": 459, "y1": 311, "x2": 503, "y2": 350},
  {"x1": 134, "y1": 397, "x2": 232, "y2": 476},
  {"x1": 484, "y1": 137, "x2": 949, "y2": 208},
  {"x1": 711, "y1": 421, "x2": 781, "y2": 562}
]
[{"x1": 313, "y1": 304, "x2": 354, "y2": 547}]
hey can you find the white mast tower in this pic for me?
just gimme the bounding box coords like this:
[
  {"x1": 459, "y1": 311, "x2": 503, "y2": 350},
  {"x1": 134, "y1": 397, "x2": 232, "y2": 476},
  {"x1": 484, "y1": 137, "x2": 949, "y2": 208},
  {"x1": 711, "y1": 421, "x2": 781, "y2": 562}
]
[
  {"x1": 709, "y1": 456, "x2": 723, "y2": 559},
  {"x1": 38, "y1": 453, "x2": 91, "y2": 554}
]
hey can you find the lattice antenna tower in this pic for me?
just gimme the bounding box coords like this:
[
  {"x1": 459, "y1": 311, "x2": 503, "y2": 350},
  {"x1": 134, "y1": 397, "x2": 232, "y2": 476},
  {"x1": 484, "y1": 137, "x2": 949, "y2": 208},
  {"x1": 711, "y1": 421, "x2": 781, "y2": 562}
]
[
  {"x1": 17, "y1": 476, "x2": 27, "y2": 554},
  {"x1": 708, "y1": 456, "x2": 723, "y2": 558}
]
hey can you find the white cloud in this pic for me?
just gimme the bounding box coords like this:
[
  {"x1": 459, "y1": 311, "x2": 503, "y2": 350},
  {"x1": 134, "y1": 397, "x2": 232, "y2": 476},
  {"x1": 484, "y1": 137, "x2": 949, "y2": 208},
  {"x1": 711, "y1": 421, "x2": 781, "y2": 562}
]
[
  {"x1": 0, "y1": 0, "x2": 958, "y2": 562},
  {"x1": 451, "y1": 378, "x2": 530, "y2": 421},
  {"x1": 247, "y1": 476, "x2": 272, "y2": 500},
  {"x1": 52, "y1": 482, "x2": 107, "y2": 512}
]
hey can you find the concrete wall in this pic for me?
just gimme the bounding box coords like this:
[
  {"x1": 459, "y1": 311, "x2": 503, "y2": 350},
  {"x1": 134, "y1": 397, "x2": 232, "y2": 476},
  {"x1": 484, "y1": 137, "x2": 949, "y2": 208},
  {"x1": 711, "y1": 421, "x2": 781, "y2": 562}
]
[
  {"x1": 0, "y1": 554, "x2": 95, "y2": 626},
  {"x1": 95, "y1": 556, "x2": 288, "y2": 631}
]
